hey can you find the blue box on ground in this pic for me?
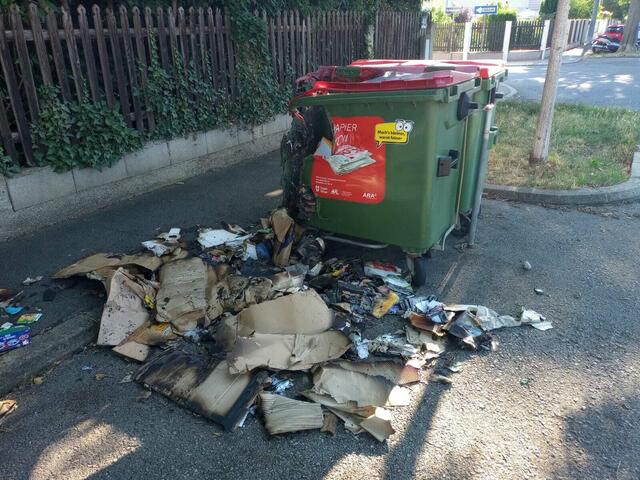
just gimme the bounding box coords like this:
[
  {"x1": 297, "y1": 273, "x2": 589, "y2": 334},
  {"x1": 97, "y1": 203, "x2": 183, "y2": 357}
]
[{"x1": 0, "y1": 325, "x2": 31, "y2": 353}]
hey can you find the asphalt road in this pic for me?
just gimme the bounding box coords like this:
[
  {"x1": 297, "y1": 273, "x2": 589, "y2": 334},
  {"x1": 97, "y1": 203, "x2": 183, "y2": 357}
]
[
  {"x1": 1, "y1": 152, "x2": 640, "y2": 479},
  {"x1": 503, "y1": 57, "x2": 640, "y2": 110}
]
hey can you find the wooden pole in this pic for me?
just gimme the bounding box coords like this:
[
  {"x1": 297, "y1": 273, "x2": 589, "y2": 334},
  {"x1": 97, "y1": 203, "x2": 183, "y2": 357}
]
[
  {"x1": 621, "y1": 0, "x2": 640, "y2": 52},
  {"x1": 530, "y1": 0, "x2": 571, "y2": 164}
]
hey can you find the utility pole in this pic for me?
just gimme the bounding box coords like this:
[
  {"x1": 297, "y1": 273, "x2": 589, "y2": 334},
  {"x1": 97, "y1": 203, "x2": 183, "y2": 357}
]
[
  {"x1": 621, "y1": 0, "x2": 640, "y2": 52},
  {"x1": 530, "y1": 0, "x2": 571, "y2": 164},
  {"x1": 583, "y1": 0, "x2": 600, "y2": 54}
]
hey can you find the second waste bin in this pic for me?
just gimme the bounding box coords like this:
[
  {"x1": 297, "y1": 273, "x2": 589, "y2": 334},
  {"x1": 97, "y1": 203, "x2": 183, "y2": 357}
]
[{"x1": 282, "y1": 60, "x2": 506, "y2": 284}]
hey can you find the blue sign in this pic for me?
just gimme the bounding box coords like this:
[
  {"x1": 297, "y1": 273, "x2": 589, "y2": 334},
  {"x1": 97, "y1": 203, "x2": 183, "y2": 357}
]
[{"x1": 474, "y1": 5, "x2": 498, "y2": 14}]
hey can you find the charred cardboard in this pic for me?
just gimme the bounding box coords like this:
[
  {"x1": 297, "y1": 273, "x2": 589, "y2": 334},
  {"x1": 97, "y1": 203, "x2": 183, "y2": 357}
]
[
  {"x1": 312, "y1": 365, "x2": 411, "y2": 407},
  {"x1": 270, "y1": 208, "x2": 295, "y2": 267},
  {"x1": 215, "y1": 290, "x2": 335, "y2": 350},
  {"x1": 301, "y1": 391, "x2": 376, "y2": 418},
  {"x1": 328, "y1": 407, "x2": 395, "y2": 442},
  {"x1": 156, "y1": 258, "x2": 207, "y2": 332},
  {"x1": 227, "y1": 331, "x2": 351, "y2": 374},
  {"x1": 55, "y1": 252, "x2": 163, "y2": 278},
  {"x1": 321, "y1": 411, "x2": 339, "y2": 436},
  {"x1": 331, "y1": 359, "x2": 420, "y2": 385},
  {"x1": 221, "y1": 290, "x2": 333, "y2": 341},
  {"x1": 208, "y1": 275, "x2": 273, "y2": 318},
  {"x1": 405, "y1": 326, "x2": 447, "y2": 355},
  {"x1": 134, "y1": 349, "x2": 267, "y2": 430},
  {"x1": 113, "y1": 341, "x2": 151, "y2": 362},
  {"x1": 259, "y1": 392, "x2": 323, "y2": 435},
  {"x1": 97, "y1": 268, "x2": 157, "y2": 347}
]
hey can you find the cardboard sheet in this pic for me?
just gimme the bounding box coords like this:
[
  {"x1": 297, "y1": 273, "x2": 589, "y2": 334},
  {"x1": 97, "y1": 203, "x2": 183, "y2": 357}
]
[
  {"x1": 227, "y1": 331, "x2": 351, "y2": 374},
  {"x1": 97, "y1": 268, "x2": 156, "y2": 346},
  {"x1": 55, "y1": 252, "x2": 163, "y2": 278},
  {"x1": 327, "y1": 407, "x2": 395, "y2": 442},
  {"x1": 331, "y1": 360, "x2": 420, "y2": 385},
  {"x1": 270, "y1": 208, "x2": 295, "y2": 267},
  {"x1": 312, "y1": 365, "x2": 411, "y2": 407},
  {"x1": 156, "y1": 258, "x2": 208, "y2": 332},
  {"x1": 112, "y1": 341, "x2": 151, "y2": 362},
  {"x1": 217, "y1": 290, "x2": 334, "y2": 349},
  {"x1": 135, "y1": 350, "x2": 266, "y2": 430},
  {"x1": 301, "y1": 391, "x2": 377, "y2": 418},
  {"x1": 259, "y1": 392, "x2": 323, "y2": 435}
]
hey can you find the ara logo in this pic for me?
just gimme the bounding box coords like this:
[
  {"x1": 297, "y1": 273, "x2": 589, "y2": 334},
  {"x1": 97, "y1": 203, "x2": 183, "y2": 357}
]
[{"x1": 362, "y1": 192, "x2": 377, "y2": 199}]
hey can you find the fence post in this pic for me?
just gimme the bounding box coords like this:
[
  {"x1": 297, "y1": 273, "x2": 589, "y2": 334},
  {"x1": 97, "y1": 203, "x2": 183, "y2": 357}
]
[
  {"x1": 502, "y1": 21, "x2": 512, "y2": 63},
  {"x1": 462, "y1": 21, "x2": 472, "y2": 60},
  {"x1": 365, "y1": 13, "x2": 375, "y2": 58},
  {"x1": 540, "y1": 19, "x2": 551, "y2": 59}
]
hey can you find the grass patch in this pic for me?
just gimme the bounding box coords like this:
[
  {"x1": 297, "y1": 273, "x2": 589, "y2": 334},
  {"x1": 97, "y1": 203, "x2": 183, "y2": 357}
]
[{"x1": 488, "y1": 100, "x2": 640, "y2": 189}]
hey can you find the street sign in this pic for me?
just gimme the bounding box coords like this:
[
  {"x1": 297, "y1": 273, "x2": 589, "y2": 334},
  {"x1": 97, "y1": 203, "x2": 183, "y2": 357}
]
[{"x1": 474, "y1": 5, "x2": 498, "y2": 14}]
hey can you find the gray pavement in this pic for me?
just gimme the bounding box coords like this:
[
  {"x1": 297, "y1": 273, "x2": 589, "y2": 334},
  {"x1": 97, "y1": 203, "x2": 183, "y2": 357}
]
[
  {"x1": 1, "y1": 151, "x2": 640, "y2": 479},
  {"x1": 503, "y1": 57, "x2": 640, "y2": 110}
]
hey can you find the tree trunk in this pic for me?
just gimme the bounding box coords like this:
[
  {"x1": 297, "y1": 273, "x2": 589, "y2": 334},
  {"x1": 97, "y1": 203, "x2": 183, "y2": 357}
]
[
  {"x1": 530, "y1": 0, "x2": 571, "y2": 164},
  {"x1": 621, "y1": 0, "x2": 640, "y2": 52}
]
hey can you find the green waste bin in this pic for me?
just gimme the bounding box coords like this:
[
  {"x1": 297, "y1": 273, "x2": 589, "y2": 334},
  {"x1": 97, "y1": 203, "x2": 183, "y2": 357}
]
[{"x1": 282, "y1": 60, "x2": 506, "y2": 284}]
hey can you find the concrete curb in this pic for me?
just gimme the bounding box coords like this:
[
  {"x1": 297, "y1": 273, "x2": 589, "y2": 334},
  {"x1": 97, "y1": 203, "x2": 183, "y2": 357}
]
[
  {"x1": 485, "y1": 152, "x2": 640, "y2": 205},
  {"x1": 0, "y1": 311, "x2": 99, "y2": 396}
]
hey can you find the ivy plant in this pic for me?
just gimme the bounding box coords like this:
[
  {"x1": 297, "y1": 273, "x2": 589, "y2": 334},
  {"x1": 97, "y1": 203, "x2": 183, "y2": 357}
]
[
  {"x1": 32, "y1": 86, "x2": 141, "y2": 172},
  {"x1": 0, "y1": 144, "x2": 19, "y2": 176},
  {"x1": 144, "y1": 46, "x2": 228, "y2": 140}
]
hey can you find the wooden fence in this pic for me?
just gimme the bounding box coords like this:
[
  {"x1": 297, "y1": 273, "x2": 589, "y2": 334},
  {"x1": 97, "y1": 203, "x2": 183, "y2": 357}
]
[
  {"x1": 1, "y1": 5, "x2": 403, "y2": 169},
  {"x1": 374, "y1": 10, "x2": 426, "y2": 59}
]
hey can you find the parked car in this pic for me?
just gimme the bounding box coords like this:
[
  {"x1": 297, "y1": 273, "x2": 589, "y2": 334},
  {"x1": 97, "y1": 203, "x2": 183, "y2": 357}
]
[
  {"x1": 597, "y1": 24, "x2": 640, "y2": 46},
  {"x1": 601, "y1": 24, "x2": 624, "y2": 42}
]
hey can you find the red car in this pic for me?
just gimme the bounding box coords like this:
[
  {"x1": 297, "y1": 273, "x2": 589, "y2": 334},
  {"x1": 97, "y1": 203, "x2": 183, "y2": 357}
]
[{"x1": 602, "y1": 24, "x2": 624, "y2": 42}]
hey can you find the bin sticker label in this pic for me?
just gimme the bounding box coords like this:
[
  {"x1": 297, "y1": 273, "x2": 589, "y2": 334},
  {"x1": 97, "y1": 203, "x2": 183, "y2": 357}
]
[
  {"x1": 374, "y1": 119, "x2": 414, "y2": 147},
  {"x1": 311, "y1": 115, "x2": 386, "y2": 204}
]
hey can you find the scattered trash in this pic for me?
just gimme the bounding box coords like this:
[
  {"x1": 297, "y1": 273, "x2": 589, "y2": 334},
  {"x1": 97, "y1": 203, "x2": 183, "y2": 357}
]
[
  {"x1": 4, "y1": 306, "x2": 24, "y2": 315},
  {"x1": 372, "y1": 291, "x2": 399, "y2": 318},
  {"x1": 521, "y1": 309, "x2": 552, "y2": 330},
  {"x1": 0, "y1": 399, "x2": 17, "y2": 420},
  {"x1": 534, "y1": 288, "x2": 544, "y2": 295},
  {"x1": 520, "y1": 378, "x2": 531, "y2": 386},
  {"x1": 270, "y1": 376, "x2": 294, "y2": 395},
  {"x1": 81, "y1": 364, "x2": 94, "y2": 371},
  {"x1": 364, "y1": 261, "x2": 402, "y2": 279},
  {"x1": 0, "y1": 325, "x2": 31, "y2": 353},
  {"x1": 33, "y1": 376, "x2": 44, "y2": 385},
  {"x1": 198, "y1": 228, "x2": 249, "y2": 249},
  {"x1": 260, "y1": 392, "x2": 323, "y2": 435},
  {"x1": 134, "y1": 350, "x2": 268, "y2": 430},
  {"x1": 321, "y1": 411, "x2": 338, "y2": 436},
  {"x1": 522, "y1": 261, "x2": 532, "y2": 271},
  {"x1": 51, "y1": 205, "x2": 549, "y2": 442},
  {"x1": 531, "y1": 321, "x2": 553, "y2": 331},
  {"x1": 16, "y1": 313, "x2": 42, "y2": 324},
  {"x1": 1, "y1": 322, "x2": 12, "y2": 330},
  {"x1": 22, "y1": 276, "x2": 43, "y2": 286}
]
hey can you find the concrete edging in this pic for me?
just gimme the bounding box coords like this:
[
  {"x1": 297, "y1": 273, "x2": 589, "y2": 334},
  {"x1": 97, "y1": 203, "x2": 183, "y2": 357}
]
[
  {"x1": 0, "y1": 115, "x2": 291, "y2": 242},
  {"x1": 485, "y1": 152, "x2": 640, "y2": 205},
  {"x1": 0, "y1": 312, "x2": 99, "y2": 396}
]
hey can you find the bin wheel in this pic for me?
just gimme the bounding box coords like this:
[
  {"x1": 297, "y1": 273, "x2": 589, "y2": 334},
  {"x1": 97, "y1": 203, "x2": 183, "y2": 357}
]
[{"x1": 407, "y1": 254, "x2": 429, "y2": 287}]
